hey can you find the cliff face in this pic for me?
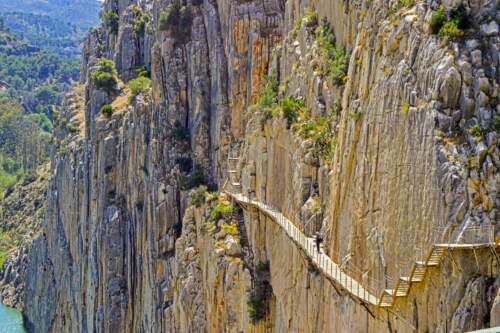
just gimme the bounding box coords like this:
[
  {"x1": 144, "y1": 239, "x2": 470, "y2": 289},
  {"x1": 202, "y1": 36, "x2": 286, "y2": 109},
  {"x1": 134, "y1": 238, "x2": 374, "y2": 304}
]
[
  {"x1": 0, "y1": 165, "x2": 48, "y2": 310},
  {"x1": 23, "y1": 0, "x2": 499, "y2": 332}
]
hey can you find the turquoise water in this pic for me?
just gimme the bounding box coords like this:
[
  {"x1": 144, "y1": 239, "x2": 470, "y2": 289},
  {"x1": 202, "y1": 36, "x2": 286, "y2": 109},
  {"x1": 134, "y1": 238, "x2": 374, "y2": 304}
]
[{"x1": 0, "y1": 303, "x2": 26, "y2": 333}]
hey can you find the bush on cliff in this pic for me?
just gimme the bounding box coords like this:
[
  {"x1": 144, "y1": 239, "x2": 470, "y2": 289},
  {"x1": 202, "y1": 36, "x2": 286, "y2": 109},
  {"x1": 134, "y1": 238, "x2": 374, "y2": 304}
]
[
  {"x1": 189, "y1": 185, "x2": 207, "y2": 207},
  {"x1": 91, "y1": 58, "x2": 118, "y2": 91},
  {"x1": 100, "y1": 103, "x2": 113, "y2": 117},
  {"x1": 316, "y1": 18, "x2": 349, "y2": 85},
  {"x1": 101, "y1": 10, "x2": 119, "y2": 34},
  {"x1": 210, "y1": 201, "x2": 233, "y2": 221},
  {"x1": 132, "y1": 5, "x2": 149, "y2": 34},
  {"x1": 129, "y1": 76, "x2": 151, "y2": 100},
  {"x1": 430, "y1": 5, "x2": 468, "y2": 38}
]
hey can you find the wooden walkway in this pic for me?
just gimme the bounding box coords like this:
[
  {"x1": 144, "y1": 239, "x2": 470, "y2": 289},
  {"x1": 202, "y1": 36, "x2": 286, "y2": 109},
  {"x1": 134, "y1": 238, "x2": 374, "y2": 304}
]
[
  {"x1": 224, "y1": 154, "x2": 497, "y2": 308},
  {"x1": 226, "y1": 191, "x2": 380, "y2": 306},
  {"x1": 225, "y1": 190, "x2": 498, "y2": 308}
]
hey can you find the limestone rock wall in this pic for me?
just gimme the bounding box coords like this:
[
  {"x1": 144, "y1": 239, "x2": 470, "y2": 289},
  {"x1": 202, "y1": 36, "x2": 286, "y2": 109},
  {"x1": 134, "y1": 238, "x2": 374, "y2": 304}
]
[{"x1": 22, "y1": 0, "x2": 500, "y2": 332}]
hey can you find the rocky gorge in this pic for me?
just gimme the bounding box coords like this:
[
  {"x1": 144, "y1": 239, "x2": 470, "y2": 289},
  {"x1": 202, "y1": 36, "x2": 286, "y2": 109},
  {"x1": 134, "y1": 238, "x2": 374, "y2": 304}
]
[{"x1": 9, "y1": 0, "x2": 500, "y2": 332}]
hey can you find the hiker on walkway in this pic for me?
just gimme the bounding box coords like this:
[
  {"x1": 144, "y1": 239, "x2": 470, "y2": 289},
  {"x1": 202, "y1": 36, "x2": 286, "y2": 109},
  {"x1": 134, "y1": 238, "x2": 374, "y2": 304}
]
[{"x1": 315, "y1": 232, "x2": 323, "y2": 253}]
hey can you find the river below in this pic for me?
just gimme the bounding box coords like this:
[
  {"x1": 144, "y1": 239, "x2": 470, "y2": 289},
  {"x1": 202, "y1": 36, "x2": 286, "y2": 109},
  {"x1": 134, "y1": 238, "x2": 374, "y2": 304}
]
[{"x1": 0, "y1": 303, "x2": 26, "y2": 333}]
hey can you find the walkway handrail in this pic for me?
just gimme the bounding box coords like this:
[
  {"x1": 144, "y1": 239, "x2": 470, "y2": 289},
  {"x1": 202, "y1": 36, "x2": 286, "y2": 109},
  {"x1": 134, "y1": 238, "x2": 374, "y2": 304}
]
[
  {"x1": 223, "y1": 152, "x2": 497, "y2": 308},
  {"x1": 226, "y1": 190, "x2": 381, "y2": 305}
]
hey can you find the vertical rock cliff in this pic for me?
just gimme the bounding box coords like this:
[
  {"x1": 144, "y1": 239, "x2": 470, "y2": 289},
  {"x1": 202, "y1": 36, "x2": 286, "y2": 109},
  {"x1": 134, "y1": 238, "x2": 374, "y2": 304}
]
[{"x1": 23, "y1": 0, "x2": 499, "y2": 332}]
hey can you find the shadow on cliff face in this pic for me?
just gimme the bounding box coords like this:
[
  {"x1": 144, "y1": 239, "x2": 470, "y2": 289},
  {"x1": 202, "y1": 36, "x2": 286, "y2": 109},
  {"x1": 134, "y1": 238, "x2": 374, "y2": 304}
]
[{"x1": 23, "y1": 236, "x2": 56, "y2": 333}]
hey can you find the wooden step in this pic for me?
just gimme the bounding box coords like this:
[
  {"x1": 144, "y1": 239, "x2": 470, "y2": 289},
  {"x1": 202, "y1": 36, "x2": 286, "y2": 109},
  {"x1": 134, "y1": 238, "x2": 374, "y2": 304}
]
[
  {"x1": 384, "y1": 289, "x2": 406, "y2": 297},
  {"x1": 385, "y1": 289, "x2": 408, "y2": 297},
  {"x1": 400, "y1": 277, "x2": 413, "y2": 283},
  {"x1": 416, "y1": 260, "x2": 438, "y2": 267}
]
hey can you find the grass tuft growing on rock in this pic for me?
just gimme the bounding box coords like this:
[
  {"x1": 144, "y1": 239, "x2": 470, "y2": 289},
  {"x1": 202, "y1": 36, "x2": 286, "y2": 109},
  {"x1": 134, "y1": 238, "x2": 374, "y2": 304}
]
[{"x1": 295, "y1": 115, "x2": 337, "y2": 161}]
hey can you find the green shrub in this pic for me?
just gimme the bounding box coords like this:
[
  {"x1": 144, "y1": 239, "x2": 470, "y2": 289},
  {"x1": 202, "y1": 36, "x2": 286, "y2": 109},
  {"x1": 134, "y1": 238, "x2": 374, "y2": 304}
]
[
  {"x1": 349, "y1": 110, "x2": 363, "y2": 121},
  {"x1": 468, "y1": 124, "x2": 484, "y2": 138},
  {"x1": 257, "y1": 72, "x2": 279, "y2": 109},
  {"x1": 28, "y1": 113, "x2": 53, "y2": 133},
  {"x1": 129, "y1": 76, "x2": 151, "y2": 100},
  {"x1": 327, "y1": 47, "x2": 349, "y2": 84},
  {"x1": 132, "y1": 5, "x2": 149, "y2": 34},
  {"x1": 67, "y1": 123, "x2": 78, "y2": 134},
  {"x1": 247, "y1": 290, "x2": 267, "y2": 324},
  {"x1": 136, "y1": 66, "x2": 150, "y2": 78},
  {"x1": 438, "y1": 18, "x2": 464, "y2": 38},
  {"x1": 0, "y1": 250, "x2": 7, "y2": 268},
  {"x1": 101, "y1": 103, "x2": 113, "y2": 117},
  {"x1": 279, "y1": 96, "x2": 305, "y2": 127},
  {"x1": 398, "y1": 0, "x2": 415, "y2": 6},
  {"x1": 429, "y1": 6, "x2": 446, "y2": 34},
  {"x1": 210, "y1": 202, "x2": 233, "y2": 221},
  {"x1": 296, "y1": 116, "x2": 336, "y2": 161},
  {"x1": 304, "y1": 8, "x2": 318, "y2": 29},
  {"x1": 492, "y1": 115, "x2": 500, "y2": 132},
  {"x1": 189, "y1": 185, "x2": 207, "y2": 207},
  {"x1": 158, "y1": 3, "x2": 177, "y2": 30},
  {"x1": 101, "y1": 10, "x2": 119, "y2": 34},
  {"x1": 400, "y1": 102, "x2": 410, "y2": 114},
  {"x1": 291, "y1": 15, "x2": 302, "y2": 38},
  {"x1": 316, "y1": 18, "x2": 349, "y2": 85},
  {"x1": 91, "y1": 58, "x2": 118, "y2": 91},
  {"x1": 220, "y1": 222, "x2": 238, "y2": 236},
  {"x1": 430, "y1": 5, "x2": 467, "y2": 38}
]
